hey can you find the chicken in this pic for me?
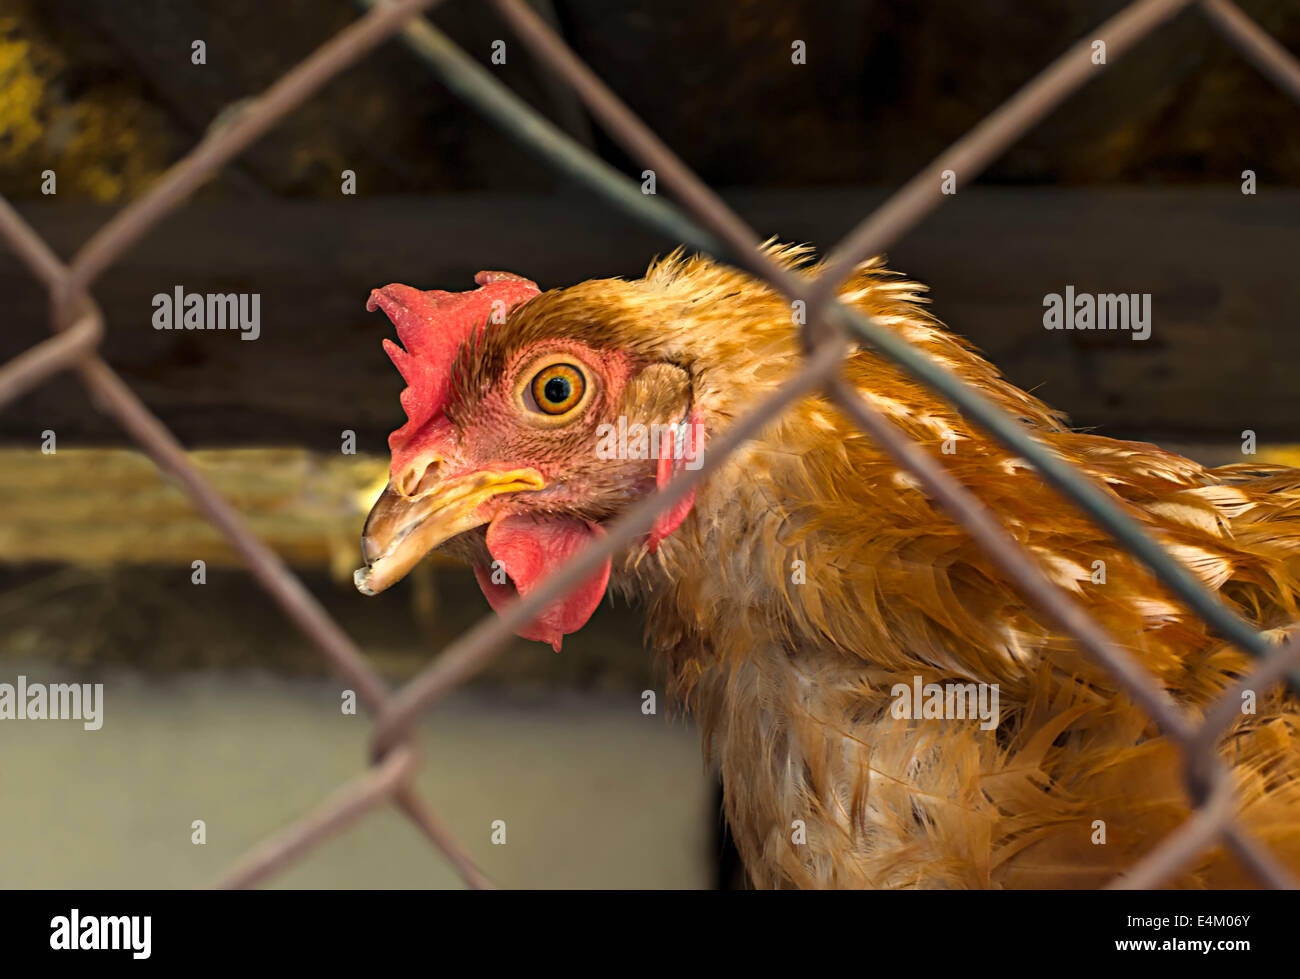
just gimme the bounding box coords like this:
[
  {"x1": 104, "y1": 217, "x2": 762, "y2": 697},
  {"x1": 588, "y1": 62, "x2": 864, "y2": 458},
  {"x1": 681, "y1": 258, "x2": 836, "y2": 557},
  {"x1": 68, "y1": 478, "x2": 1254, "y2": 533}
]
[{"x1": 354, "y1": 245, "x2": 1300, "y2": 889}]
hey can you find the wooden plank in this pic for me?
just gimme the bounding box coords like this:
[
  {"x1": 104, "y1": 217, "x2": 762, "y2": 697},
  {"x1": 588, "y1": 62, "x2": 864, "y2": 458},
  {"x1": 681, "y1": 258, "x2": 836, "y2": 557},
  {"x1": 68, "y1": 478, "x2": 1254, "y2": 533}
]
[{"x1": 0, "y1": 447, "x2": 388, "y2": 574}]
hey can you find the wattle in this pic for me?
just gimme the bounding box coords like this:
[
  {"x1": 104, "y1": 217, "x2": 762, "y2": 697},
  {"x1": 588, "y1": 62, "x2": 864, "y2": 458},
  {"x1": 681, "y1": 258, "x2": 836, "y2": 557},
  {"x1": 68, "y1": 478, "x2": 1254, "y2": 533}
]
[{"x1": 472, "y1": 514, "x2": 611, "y2": 652}]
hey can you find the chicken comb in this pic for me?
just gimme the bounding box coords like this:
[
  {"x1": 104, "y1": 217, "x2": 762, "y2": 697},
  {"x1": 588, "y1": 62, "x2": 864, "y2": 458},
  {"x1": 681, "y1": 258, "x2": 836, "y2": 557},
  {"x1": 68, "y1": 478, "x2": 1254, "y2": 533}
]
[{"x1": 366, "y1": 271, "x2": 540, "y2": 480}]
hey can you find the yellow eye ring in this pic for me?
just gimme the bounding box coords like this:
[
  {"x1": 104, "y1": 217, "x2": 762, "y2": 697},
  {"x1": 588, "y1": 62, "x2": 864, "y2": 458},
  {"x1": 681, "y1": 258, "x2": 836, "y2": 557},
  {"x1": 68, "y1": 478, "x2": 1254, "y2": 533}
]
[{"x1": 529, "y1": 363, "x2": 586, "y2": 416}]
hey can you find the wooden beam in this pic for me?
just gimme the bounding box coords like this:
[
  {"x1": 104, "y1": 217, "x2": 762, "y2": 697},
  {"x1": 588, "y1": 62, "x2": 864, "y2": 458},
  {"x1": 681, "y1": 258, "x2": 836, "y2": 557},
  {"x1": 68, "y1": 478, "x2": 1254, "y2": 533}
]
[
  {"x1": 0, "y1": 447, "x2": 389, "y2": 574},
  {"x1": 2, "y1": 189, "x2": 1296, "y2": 449}
]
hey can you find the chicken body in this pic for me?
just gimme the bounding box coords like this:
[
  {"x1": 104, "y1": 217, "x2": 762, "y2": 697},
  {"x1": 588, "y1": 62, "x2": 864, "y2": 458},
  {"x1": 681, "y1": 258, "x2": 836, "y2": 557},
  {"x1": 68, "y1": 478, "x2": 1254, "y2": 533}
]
[{"x1": 358, "y1": 246, "x2": 1300, "y2": 888}]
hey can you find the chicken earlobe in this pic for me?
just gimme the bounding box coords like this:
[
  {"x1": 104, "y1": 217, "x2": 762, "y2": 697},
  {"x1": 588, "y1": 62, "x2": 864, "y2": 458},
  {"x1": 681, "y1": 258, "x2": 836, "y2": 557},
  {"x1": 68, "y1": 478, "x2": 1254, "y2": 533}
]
[{"x1": 648, "y1": 408, "x2": 705, "y2": 552}]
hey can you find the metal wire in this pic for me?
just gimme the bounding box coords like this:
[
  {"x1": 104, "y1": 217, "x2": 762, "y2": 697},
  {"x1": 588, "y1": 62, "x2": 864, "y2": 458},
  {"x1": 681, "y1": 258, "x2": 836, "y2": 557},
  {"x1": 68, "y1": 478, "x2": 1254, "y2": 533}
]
[{"x1": 1, "y1": 0, "x2": 1298, "y2": 889}]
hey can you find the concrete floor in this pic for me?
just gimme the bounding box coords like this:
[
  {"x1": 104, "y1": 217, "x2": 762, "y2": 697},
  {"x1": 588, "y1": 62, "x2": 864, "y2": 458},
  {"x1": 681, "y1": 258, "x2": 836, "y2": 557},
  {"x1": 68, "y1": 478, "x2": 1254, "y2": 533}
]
[{"x1": 0, "y1": 664, "x2": 714, "y2": 888}]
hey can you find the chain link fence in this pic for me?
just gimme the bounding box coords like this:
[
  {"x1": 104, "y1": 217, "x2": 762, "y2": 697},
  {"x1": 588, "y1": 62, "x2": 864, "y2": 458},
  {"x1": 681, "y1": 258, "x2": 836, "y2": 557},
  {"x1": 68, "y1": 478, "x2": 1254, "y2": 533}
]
[{"x1": 1, "y1": 0, "x2": 1299, "y2": 889}]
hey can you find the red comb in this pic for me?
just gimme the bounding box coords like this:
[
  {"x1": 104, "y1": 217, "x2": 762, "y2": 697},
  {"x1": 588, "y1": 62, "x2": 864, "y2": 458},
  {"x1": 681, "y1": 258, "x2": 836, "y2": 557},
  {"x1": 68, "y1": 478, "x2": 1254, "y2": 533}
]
[{"x1": 366, "y1": 271, "x2": 540, "y2": 478}]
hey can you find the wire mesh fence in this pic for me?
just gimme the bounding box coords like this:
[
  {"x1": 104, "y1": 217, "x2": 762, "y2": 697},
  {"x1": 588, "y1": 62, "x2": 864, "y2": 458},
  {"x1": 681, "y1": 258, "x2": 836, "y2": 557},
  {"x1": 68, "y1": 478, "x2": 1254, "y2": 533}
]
[{"x1": 1, "y1": 0, "x2": 1299, "y2": 889}]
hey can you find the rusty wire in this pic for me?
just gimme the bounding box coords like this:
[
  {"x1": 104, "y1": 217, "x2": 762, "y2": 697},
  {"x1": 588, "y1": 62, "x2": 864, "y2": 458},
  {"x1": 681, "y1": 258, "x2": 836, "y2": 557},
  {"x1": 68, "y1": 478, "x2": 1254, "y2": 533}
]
[{"x1": 1, "y1": 0, "x2": 1299, "y2": 889}]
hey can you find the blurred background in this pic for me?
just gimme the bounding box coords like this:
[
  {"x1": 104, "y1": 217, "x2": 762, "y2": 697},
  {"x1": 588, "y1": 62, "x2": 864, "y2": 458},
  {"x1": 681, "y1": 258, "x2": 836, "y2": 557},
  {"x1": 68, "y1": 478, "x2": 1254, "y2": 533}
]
[{"x1": 0, "y1": 0, "x2": 1298, "y2": 888}]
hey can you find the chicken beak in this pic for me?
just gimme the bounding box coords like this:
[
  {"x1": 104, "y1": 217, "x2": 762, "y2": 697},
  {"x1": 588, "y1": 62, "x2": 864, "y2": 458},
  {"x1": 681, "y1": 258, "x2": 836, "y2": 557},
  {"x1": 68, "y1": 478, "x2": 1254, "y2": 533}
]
[{"x1": 354, "y1": 467, "x2": 546, "y2": 595}]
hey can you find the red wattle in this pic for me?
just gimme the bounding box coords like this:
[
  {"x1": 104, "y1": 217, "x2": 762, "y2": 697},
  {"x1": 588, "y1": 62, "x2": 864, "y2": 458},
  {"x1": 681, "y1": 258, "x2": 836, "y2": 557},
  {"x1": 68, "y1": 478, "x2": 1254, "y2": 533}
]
[{"x1": 473, "y1": 514, "x2": 611, "y2": 652}]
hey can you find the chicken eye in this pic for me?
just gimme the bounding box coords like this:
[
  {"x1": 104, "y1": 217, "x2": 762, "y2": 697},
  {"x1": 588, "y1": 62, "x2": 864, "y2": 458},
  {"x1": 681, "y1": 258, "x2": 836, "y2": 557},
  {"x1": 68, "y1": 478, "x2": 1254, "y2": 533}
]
[{"x1": 529, "y1": 363, "x2": 585, "y2": 415}]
